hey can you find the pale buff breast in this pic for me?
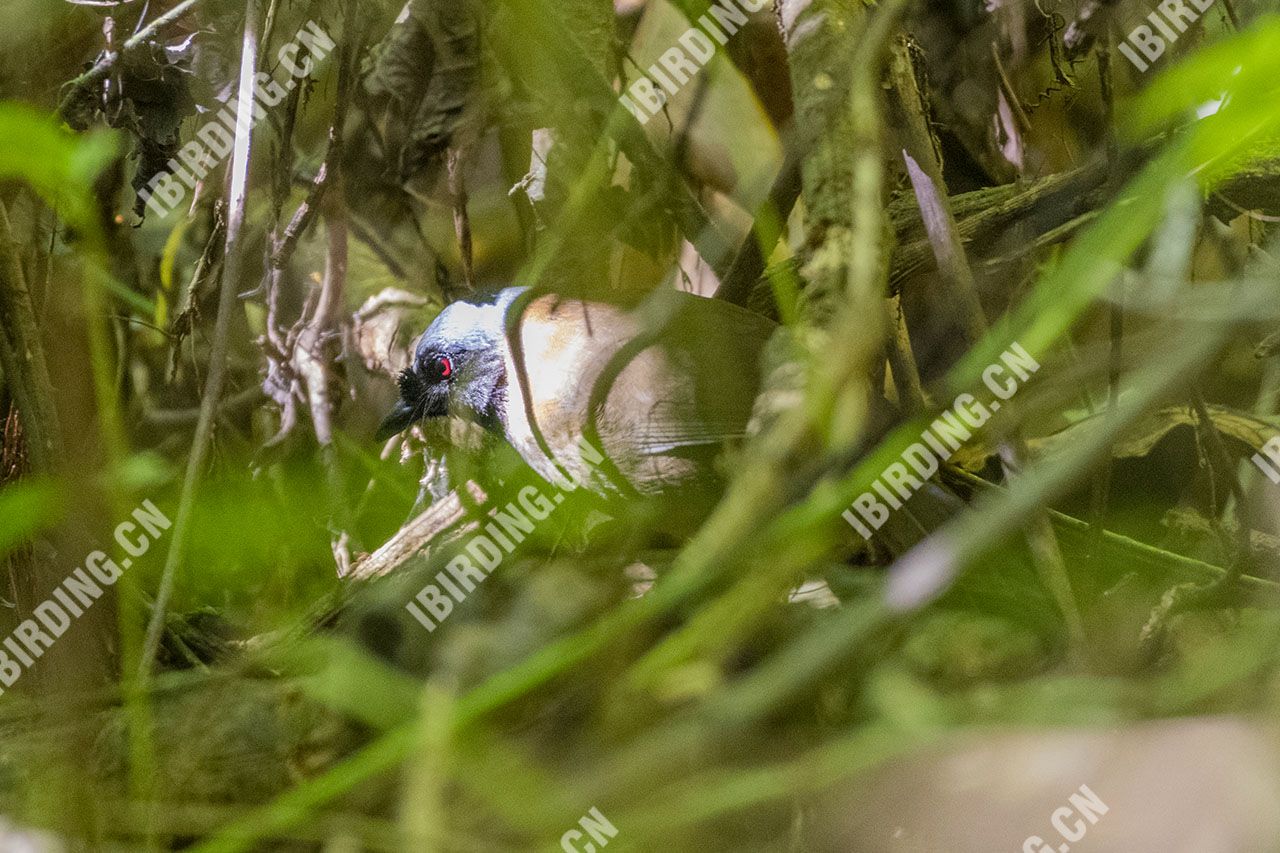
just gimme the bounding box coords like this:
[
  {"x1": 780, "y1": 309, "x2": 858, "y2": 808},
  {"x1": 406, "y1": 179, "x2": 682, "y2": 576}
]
[{"x1": 499, "y1": 295, "x2": 699, "y2": 495}]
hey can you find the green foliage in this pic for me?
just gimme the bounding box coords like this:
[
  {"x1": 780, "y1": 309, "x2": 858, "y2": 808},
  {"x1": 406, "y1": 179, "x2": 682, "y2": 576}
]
[
  {"x1": 5, "y1": 1, "x2": 1280, "y2": 850},
  {"x1": 0, "y1": 479, "x2": 61, "y2": 556},
  {"x1": 0, "y1": 102, "x2": 115, "y2": 234}
]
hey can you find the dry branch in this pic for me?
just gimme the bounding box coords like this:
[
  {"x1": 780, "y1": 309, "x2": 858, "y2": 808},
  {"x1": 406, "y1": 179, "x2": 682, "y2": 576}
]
[
  {"x1": 348, "y1": 480, "x2": 488, "y2": 580},
  {"x1": 888, "y1": 158, "x2": 1110, "y2": 291},
  {"x1": 889, "y1": 35, "x2": 1081, "y2": 647},
  {"x1": 140, "y1": 0, "x2": 263, "y2": 678},
  {"x1": 0, "y1": 202, "x2": 62, "y2": 474},
  {"x1": 57, "y1": 0, "x2": 203, "y2": 124},
  {"x1": 948, "y1": 467, "x2": 1280, "y2": 603}
]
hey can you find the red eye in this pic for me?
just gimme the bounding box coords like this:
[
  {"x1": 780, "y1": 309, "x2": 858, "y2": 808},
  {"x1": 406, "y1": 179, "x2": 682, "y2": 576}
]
[{"x1": 436, "y1": 356, "x2": 453, "y2": 379}]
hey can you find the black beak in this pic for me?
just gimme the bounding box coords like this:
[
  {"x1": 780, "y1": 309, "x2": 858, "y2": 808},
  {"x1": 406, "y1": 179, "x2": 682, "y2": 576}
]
[{"x1": 376, "y1": 397, "x2": 419, "y2": 441}]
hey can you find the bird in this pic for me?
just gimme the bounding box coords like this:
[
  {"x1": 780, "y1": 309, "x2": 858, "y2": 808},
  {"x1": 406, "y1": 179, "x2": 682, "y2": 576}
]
[
  {"x1": 378, "y1": 286, "x2": 965, "y2": 554},
  {"x1": 377, "y1": 286, "x2": 779, "y2": 509}
]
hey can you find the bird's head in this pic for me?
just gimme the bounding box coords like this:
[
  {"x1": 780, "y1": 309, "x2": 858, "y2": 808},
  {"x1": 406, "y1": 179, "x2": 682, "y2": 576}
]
[{"x1": 376, "y1": 288, "x2": 522, "y2": 440}]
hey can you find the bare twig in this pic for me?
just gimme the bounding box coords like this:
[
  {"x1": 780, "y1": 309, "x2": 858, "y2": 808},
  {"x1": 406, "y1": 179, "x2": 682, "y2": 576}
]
[
  {"x1": 1139, "y1": 394, "x2": 1269, "y2": 650},
  {"x1": 1187, "y1": 388, "x2": 1255, "y2": 589},
  {"x1": 890, "y1": 36, "x2": 1083, "y2": 651},
  {"x1": 890, "y1": 159, "x2": 1109, "y2": 290},
  {"x1": 260, "y1": 154, "x2": 336, "y2": 447},
  {"x1": 1062, "y1": 0, "x2": 1119, "y2": 59},
  {"x1": 447, "y1": 148, "x2": 474, "y2": 291},
  {"x1": 139, "y1": 0, "x2": 262, "y2": 679},
  {"x1": 348, "y1": 481, "x2": 488, "y2": 580},
  {"x1": 1086, "y1": 279, "x2": 1123, "y2": 564},
  {"x1": 1220, "y1": 0, "x2": 1241, "y2": 31},
  {"x1": 255, "y1": 3, "x2": 361, "y2": 571},
  {"x1": 990, "y1": 43, "x2": 1031, "y2": 135},
  {"x1": 167, "y1": 204, "x2": 225, "y2": 383},
  {"x1": 885, "y1": 293, "x2": 926, "y2": 412},
  {"x1": 141, "y1": 384, "x2": 264, "y2": 426},
  {"x1": 1097, "y1": 38, "x2": 1116, "y2": 163},
  {"x1": 57, "y1": 0, "x2": 203, "y2": 122},
  {"x1": 949, "y1": 466, "x2": 1280, "y2": 602},
  {"x1": 891, "y1": 37, "x2": 984, "y2": 342},
  {"x1": 0, "y1": 201, "x2": 62, "y2": 474}
]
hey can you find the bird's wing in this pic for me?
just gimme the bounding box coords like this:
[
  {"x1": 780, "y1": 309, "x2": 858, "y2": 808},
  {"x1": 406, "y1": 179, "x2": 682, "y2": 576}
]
[
  {"x1": 595, "y1": 292, "x2": 776, "y2": 462},
  {"x1": 505, "y1": 291, "x2": 777, "y2": 493}
]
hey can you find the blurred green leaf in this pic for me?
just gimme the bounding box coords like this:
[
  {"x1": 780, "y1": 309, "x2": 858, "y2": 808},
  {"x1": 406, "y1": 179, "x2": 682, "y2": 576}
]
[
  {"x1": 0, "y1": 479, "x2": 63, "y2": 555},
  {"x1": 1124, "y1": 15, "x2": 1280, "y2": 139},
  {"x1": 108, "y1": 452, "x2": 178, "y2": 494},
  {"x1": 0, "y1": 101, "x2": 116, "y2": 234}
]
